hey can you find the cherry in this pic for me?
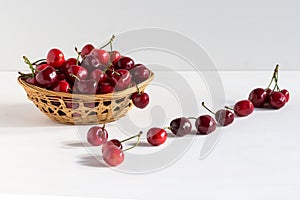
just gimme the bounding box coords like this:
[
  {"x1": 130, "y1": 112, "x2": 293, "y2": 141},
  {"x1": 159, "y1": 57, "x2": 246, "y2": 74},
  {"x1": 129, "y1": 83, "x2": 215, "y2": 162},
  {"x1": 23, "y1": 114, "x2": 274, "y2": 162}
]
[
  {"x1": 110, "y1": 50, "x2": 121, "y2": 65},
  {"x1": 233, "y1": 100, "x2": 254, "y2": 117},
  {"x1": 202, "y1": 102, "x2": 234, "y2": 126},
  {"x1": 98, "y1": 82, "x2": 115, "y2": 94},
  {"x1": 25, "y1": 77, "x2": 37, "y2": 85},
  {"x1": 195, "y1": 115, "x2": 216, "y2": 135},
  {"x1": 66, "y1": 65, "x2": 88, "y2": 84},
  {"x1": 35, "y1": 63, "x2": 49, "y2": 74},
  {"x1": 57, "y1": 73, "x2": 66, "y2": 81},
  {"x1": 89, "y1": 69, "x2": 108, "y2": 84},
  {"x1": 147, "y1": 128, "x2": 167, "y2": 146},
  {"x1": 66, "y1": 102, "x2": 79, "y2": 109},
  {"x1": 74, "y1": 79, "x2": 98, "y2": 94},
  {"x1": 131, "y1": 64, "x2": 150, "y2": 83},
  {"x1": 102, "y1": 139, "x2": 123, "y2": 153},
  {"x1": 109, "y1": 69, "x2": 131, "y2": 91},
  {"x1": 169, "y1": 117, "x2": 192, "y2": 136},
  {"x1": 90, "y1": 49, "x2": 110, "y2": 65},
  {"x1": 81, "y1": 44, "x2": 95, "y2": 58},
  {"x1": 280, "y1": 89, "x2": 290, "y2": 103},
  {"x1": 265, "y1": 88, "x2": 272, "y2": 104},
  {"x1": 61, "y1": 58, "x2": 77, "y2": 72},
  {"x1": 52, "y1": 80, "x2": 70, "y2": 93},
  {"x1": 35, "y1": 66, "x2": 58, "y2": 88},
  {"x1": 81, "y1": 54, "x2": 104, "y2": 72},
  {"x1": 269, "y1": 91, "x2": 286, "y2": 109},
  {"x1": 87, "y1": 125, "x2": 108, "y2": 146},
  {"x1": 103, "y1": 146, "x2": 124, "y2": 167},
  {"x1": 131, "y1": 91, "x2": 149, "y2": 109},
  {"x1": 248, "y1": 88, "x2": 267, "y2": 108},
  {"x1": 46, "y1": 48, "x2": 65, "y2": 68},
  {"x1": 116, "y1": 57, "x2": 135, "y2": 71}
]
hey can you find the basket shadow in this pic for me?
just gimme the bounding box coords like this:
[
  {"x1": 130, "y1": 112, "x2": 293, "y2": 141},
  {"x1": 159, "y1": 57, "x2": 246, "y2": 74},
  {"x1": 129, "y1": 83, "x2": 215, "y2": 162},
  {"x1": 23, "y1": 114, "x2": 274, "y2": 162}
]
[{"x1": 0, "y1": 103, "x2": 62, "y2": 127}]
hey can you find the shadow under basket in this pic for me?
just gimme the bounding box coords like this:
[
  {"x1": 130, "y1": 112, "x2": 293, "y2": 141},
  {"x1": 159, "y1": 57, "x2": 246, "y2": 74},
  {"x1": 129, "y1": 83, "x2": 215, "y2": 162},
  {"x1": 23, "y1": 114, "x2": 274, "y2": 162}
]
[{"x1": 18, "y1": 73, "x2": 154, "y2": 125}]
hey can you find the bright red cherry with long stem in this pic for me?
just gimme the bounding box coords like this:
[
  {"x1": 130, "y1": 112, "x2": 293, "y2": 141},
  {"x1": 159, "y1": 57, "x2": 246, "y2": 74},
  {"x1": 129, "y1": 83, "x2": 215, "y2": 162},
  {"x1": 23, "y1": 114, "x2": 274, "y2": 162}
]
[
  {"x1": 269, "y1": 91, "x2": 286, "y2": 109},
  {"x1": 35, "y1": 66, "x2": 58, "y2": 88},
  {"x1": 81, "y1": 44, "x2": 95, "y2": 58},
  {"x1": 46, "y1": 48, "x2": 65, "y2": 68},
  {"x1": 248, "y1": 88, "x2": 267, "y2": 108},
  {"x1": 87, "y1": 125, "x2": 108, "y2": 146},
  {"x1": 195, "y1": 115, "x2": 216, "y2": 135},
  {"x1": 147, "y1": 128, "x2": 167, "y2": 146},
  {"x1": 232, "y1": 100, "x2": 254, "y2": 117},
  {"x1": 169, "y1": 117, "x2": 192, "y2": 136},
  {"x1": 131, "y1": 91, "x2": 149, "y2": 109},
  {"x1": 110, "y1": 50, "x2": 121, "y2": 65},
  {"x1": 202, "y1": 102, "x2": 234, "y2": 126}
]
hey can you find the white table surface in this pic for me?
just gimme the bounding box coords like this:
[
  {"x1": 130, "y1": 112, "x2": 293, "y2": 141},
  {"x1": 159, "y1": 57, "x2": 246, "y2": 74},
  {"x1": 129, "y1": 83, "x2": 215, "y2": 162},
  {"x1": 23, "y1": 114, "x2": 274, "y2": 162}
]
[{"x1": 0, "y1": 70, "x2": 299, "y2": 200}]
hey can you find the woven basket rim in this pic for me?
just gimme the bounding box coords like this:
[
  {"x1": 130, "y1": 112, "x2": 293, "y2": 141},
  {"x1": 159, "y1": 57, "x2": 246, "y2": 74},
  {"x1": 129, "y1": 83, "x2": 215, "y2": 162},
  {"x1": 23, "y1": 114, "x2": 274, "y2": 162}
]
[{"x1": 18, "y1": 71, "x2": 154, "y2": 100}]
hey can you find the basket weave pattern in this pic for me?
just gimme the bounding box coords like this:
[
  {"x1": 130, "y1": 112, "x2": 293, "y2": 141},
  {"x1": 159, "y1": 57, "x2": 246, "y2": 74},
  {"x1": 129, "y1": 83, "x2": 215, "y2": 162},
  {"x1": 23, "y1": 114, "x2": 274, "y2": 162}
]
[{"x1": 18, "y1": 73, "x2": 154, "y2": 125}]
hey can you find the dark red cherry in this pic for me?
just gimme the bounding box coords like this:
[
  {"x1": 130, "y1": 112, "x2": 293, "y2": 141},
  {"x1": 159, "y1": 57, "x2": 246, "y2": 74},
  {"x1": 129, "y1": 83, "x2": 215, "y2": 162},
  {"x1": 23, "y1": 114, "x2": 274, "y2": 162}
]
[
  {"x1": 52, "y1": 80, "x2": 70, "y2": 93},
  {"x1": 169, "y1": 117, "x2": 192, "y2": 136},
  {"x1": 280, "y1": 89, "x2": 290, "y2": 103},
  {"x1": 233, "y1": 100, "x2": 254, "y2": 117},
  {"x1": 35, "y1": 66, "x2": 58, "y2": 88},
  {"x1": 195, "y1": 115, "x2": 216, "y2": 135},
  {"x1": 102, "y1": 139, "x2": 123, "y2": 153},
  {"x1": 131, "y1": 92, "x2": 149, "y2": 109},
  {"x1": 98, "y1": 82, "x2": 115, "y2": 94},
  {"x1": 116, "y1": 57, "x2": 135, "y2": 71},
  {"x1": 35, "y1": 63, "x2": 49, "y2": 74},
  {"x1": 81, "y1": 44, "x2": 95, "y2": 58},
  {"x1": 74, "y1": 79, "x2": 98, "y2": 94},
  {"x1": 61, "y1": 58, "x2": 77, "y2": 73},
  {"x1": 87, "y1": 126, "x2": 108, "y2": 146},
  {"x1": 25, "y1": 77, "x2": 37, "y2": 85},
  {"x1": 269, "y1": 91, "x2": 286, "y2": 109},
  {"x1": 147, "y1": 128, "x2": 167, "y2": 146},
  {"x1": 57, "y1": 73, "x2": 66, "y2": 81},
  {"x1": 110, "y1": 69, "x2": 131, "y2": 91},
  {"x1": 89, "y1": 69, "x2": 108, "y2": 84},
  {"x1": 66, "y1": 65, "x2": 88, "y2": 84},
  {"x1": 46, "y1": 48, "x2": 65, "y2": 68},
  {"x1": 265, "y1": 88, "x2": 272, "y2": 104},
  {"x1": 215, "y1": 109, "x2": 234, "y2": 126},
  {"x1": 110, "y1": 51, "x2": 121, "y2": 65},
  {"x1": 131, "y1": 64, "x2": 150, "y2": 83},
  {"x1": 90, "y1": 49, "x2": 110, "y2": 65},
  {"x1": 248, "y1": 88, "x2": 267, "y2": 107},
  {"x1": 81, "y1": 54, "x2": 104, "y2": 72}
]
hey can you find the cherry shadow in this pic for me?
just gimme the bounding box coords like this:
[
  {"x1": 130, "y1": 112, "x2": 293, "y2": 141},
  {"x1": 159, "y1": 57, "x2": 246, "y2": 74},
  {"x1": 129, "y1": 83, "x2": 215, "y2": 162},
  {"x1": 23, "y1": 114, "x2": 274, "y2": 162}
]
[
  {"x1": 77, "y1": 154, "x2": 108, "y2": 168},
  {"x1": 61, "y1": 141, "x2": 91, "y2": 149}
]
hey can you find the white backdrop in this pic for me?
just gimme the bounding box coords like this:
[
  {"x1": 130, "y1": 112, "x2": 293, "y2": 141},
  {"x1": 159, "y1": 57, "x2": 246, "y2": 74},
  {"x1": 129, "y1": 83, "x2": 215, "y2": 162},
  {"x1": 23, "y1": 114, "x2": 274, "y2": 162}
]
[{"x1": 1, "y1": 0, "x2": 299, "y2": 71}]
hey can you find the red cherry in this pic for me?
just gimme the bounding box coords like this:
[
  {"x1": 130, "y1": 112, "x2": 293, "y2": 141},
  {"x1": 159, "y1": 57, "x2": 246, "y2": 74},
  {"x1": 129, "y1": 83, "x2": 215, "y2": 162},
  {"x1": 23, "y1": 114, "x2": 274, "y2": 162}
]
[
  {"x1": 131, "y1": 64, "x2": 150, "y2": 83},
  {"x1": 61, "y1": 58, "x2": 77, "y2": 72},
  {"x1": 66, "y1": 65, "x2": 88, "y2": 84},
  {"x1": 269, "y1": 91, "x2": 286, "y2": 109},
  {"x1": 131, "y1": 92, "x2": 149, "y2": 109},
  {"x1": 90, "y1": 49, "x2": 110, "y2": 65},
  {"x1": 109, "y1": 69, "x2": 131, "y2": 91},
  {"x1": 74, "y1": 79, "x2": 98, "y2": 94},
  {"x1": 57, "y1": 73, "x2": 66, "y2": 81},
  {"x1": 66, "y1": 102, "x2": 79, "y2": 109},
  {"x1": 87, "y1": 126, "x2": 108, "y2": 146},
  {"x1": 102, "y1": 139, "x2": 123, "y2": 153},
  {"x1": 169, "y1": 117, "x2": 192, "y2": 136},
  {"x1": 215, "y1": 109, "x2": 234, "y2": 126},
  {"x1": 81, "y1": 44, "x2": 95, "y2": 58},
  {"x1": 81, "y1": 54, "x2": 104, "y2": 72},
  {"x1": 35, "y1": 66, "x2": 58, "y2": 88},
  {"x1": 248, "y1": 88, "x2": 267, "y2": 107},
  {"x1": 116, "y1": 57, "x2": 135, "y2": 71},
  {"x1": 195, "y1": 115, "x2": 216, "y2": 135},
  {"x1": 46, "y1": 48, "x2": 65, "y2": 68},
  {"x1": 147, "y1": 128, "x2": 167, "y2": 146},
  {"x1": 98, "y1": 82, "x2": 115, "y2": 94},
  {"x1": 280, "y1": 89, "x2": 290, "y2": 103},
  {"x1": 25, "y1": 77, "x2": 37, "y2": 85},
  {"x1": 265, "y1": 88, "x2": 272, "y2": 104},
  {"x1": 89, "y1": 69, "x2": 108, "y2": 84},
  {"x1": 233, "y1": 100, "x2": 254, "y2": 117},
  {"x1": 110, "y1": 51, "x2": 121, "y2": 65},
  {"x1": 52, "y1": 80, "x2": 70, "y2": 93},
  {"x1": 35, "y1": 63, "x2": 49, "y2": 74},
  {"x1": 103, "y1": 146, "x2": 124, "y2": 166}
]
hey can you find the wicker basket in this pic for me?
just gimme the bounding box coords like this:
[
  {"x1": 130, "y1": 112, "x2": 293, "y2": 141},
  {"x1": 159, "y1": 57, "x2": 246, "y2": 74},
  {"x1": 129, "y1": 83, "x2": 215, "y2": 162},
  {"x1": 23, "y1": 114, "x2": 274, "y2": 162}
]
[{"x1": 18, "y1": 73, "x2": 154, "y2": 125}]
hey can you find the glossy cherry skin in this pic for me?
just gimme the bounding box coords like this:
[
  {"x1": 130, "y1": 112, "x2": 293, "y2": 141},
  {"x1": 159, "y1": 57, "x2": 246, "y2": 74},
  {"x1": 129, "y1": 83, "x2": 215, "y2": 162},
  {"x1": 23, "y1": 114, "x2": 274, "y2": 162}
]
[
  {"x1": 52, "y1": 80, "x2": 70, "y2": 93},
  {"x1": 233, "y1": 100, "x2": 254, "y2": 117},
  {"x1": 35, "y1": 66, "x2": 58, "y2": 88},
  {"x1": 74, "y1": 79, "x2": 98, "y2": 94},
  {"x1": 46, "y1": 48, "x2": 65, "y2": 68},
  {"x1": 35, "y1": 63, "x2": 49, "y2": 74},
  {"x1": 61, "y1": 58, "x2": 77, "y2": 73},
  {"x1": 81, "y1": 54, "x2": 104, "y2": 72},
  {"x1": 169, "y1": 117, "x2": 192, "y2": 136},
  {"x1": 269, "y1": 91, "x2": 286, "y2": 109},
  {"x1": 215, "y1": 109, "x2": 234, "y2": 126},
  {"x1": 89, "y1": 69, "x2": 108, "y2": 84},
  {"x1": 110, "y1": 51, "x2": 121, "y2": 65},
  {"x1": 102, "y1": 139, "x2": 123, "y2": 153},
  {"x1": 103, "y1": 146, "x2": 124, "y2": 166},
  {"x1": 248, "y1": 88, "x2": 267, "y2": 107},
  {"x1": 116, "y1": 57, "x2": 135, "y2": 71},
  {"x1": 66, "y1": 65, "x2": 88, "y2": 84},
  {"x1": 131, "y1": 92, "x2": 149, "y2": 109},
  {"x1": 265, "y1": 88, "x2": 272, "y2": 104},
  {"x1": 195, "y1": 115, "x2": 216, "y2": 135},
  {"x1": 87, "y1": 126, "x2": 108, "y2": 146},
  {"x1": 281, "y1": 89, "x2": 290, "y2": 103},
  {"x1": 147, "y1": 128, "x2": 167, "y2": 146},
  {"x1": 110, "y1": 69, "x2": 131, "y2": 91},
  {"x1": 81, "y1": 44, "x2": 95, "y2": 58},
  {"x1": 90, "y1": 49, "x2": 110, "y2": 65},
  {"x1": 131, "y1": 64, "x2": 150, "y2": 83},
  {"x1": 25, "y1": 77, "x2": 37, "y2": 85},
  {"x1": 98, "y1": 82, "x2": 115, "y2": 94}
]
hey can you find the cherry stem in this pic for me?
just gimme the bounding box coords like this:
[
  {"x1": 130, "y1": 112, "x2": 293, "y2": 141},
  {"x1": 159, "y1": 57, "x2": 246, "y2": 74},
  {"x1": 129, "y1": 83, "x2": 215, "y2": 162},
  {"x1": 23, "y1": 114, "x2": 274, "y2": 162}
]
[
  {"x1": 32, "y1": 58, "x2": 47, "y2": 66},
  {"x1": 201, "y1": 102, "x2": 216, "y2": 115},
  {"x1": 135, "y1": 85, "x2": 141, "y2": 95},
  {"x1": 102, "y1": 124, "x2": 106, "y2": 131},
  {"x1": 225, "y1": 106, "x2": 234, "y2": 111},
  {"x1": 100, "y1": 35, "x2": 115, "y2": 49},
  {"x1": 23, "y1": 56, "x2": 35, "y2": 78},
  {"x1": 75, "y1": 47, "x2": 81, "y2": 65},
  {"x1": 120, "y1": 131, "x2": 142, "y2": 143},
  {"x1": 18, "y1": 71, "x2": 32, "y2": 78},
  {"x1": 123, "y1": 131, "x2": 143, "y2": 152},
  {"x1": 70, "y1": 74, "x2": 80, "y2": 81},
  {"x1": 103, "y1": 62, "x2": 113, "y2": 73}
]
